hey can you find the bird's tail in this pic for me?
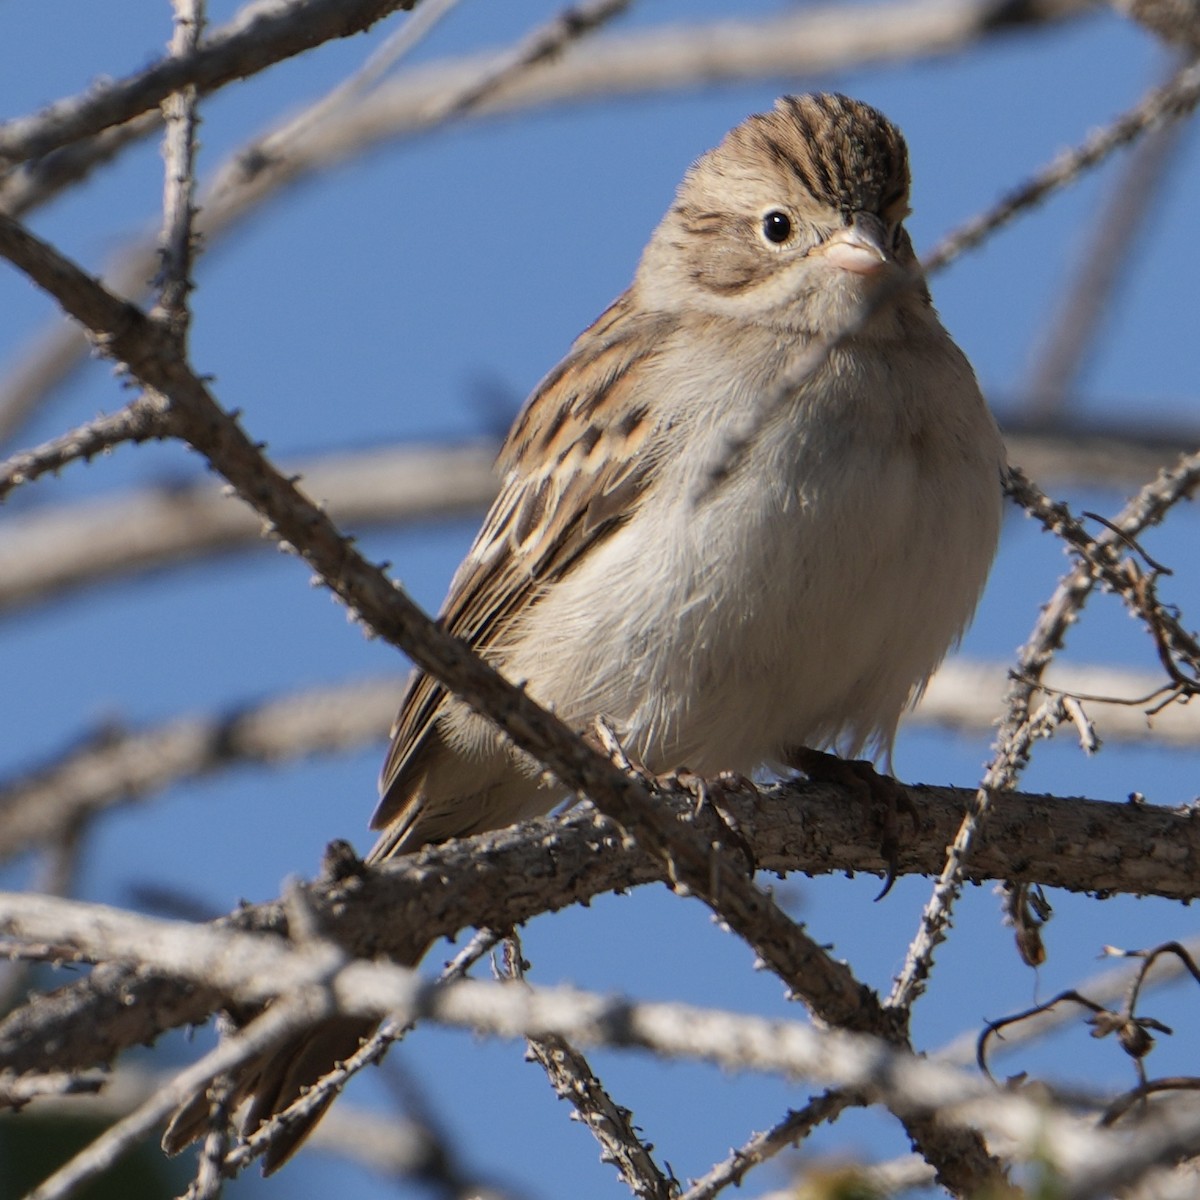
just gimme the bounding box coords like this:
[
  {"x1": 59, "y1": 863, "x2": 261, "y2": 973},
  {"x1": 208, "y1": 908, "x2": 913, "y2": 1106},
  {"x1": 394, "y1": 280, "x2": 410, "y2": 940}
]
[{"x1": 162, "y1": 1015, "x2": 377, "y2": 1173}]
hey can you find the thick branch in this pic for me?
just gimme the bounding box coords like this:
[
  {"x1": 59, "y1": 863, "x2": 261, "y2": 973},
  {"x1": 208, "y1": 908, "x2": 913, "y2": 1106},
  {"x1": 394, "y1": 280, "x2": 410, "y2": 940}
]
[
  {"x1": 3, "y1": 659, "x2": 1195, "y2": 869},
  {"x1": 1, "y1": 780, "x2": 1196, "y2": 1078},
  {"x1": 2, "y1": 891, "x2": 1192, "y2": 1197}
]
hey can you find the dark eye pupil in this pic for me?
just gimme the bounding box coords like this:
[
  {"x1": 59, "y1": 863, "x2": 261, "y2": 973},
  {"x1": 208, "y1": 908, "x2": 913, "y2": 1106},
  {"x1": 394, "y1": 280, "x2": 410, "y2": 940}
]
[{"x1": 762, "y1": 211, "x2": 792, "y2": 244}]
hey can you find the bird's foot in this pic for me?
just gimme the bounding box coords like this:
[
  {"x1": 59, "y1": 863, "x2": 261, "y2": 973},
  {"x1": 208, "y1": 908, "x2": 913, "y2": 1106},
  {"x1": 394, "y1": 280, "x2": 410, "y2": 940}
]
[
  {"x1": 660, "y1": 767, "x2": 757, "y2": 876},
  {"x1": 585, "y1": 717, "x2": 757, "y2": 875},
  {"x1": 788, "y1": 747, "x2": 916, "y2": 899}
]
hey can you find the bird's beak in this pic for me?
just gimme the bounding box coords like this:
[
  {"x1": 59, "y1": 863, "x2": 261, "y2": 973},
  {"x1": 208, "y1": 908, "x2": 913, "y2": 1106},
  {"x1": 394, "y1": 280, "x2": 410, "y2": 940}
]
[{"x1": 820, "y1": 212, "x2": 890, "y2": 276}]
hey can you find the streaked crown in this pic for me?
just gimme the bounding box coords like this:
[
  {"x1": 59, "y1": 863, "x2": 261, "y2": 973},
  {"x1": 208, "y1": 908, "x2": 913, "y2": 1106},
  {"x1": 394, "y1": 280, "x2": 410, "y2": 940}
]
[{"x1": 725, "y1": 93, "x2": 910, "y2": 220}]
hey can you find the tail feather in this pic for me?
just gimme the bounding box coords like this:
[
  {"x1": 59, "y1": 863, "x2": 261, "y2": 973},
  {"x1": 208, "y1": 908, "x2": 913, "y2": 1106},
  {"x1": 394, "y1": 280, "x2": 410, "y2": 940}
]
[
  {"x1": 163, "y1": 725, "x2": 539, "y2": 1167},
  {"x1": 162, "y1": 1017, "x2": 377, "y2": 1173}
]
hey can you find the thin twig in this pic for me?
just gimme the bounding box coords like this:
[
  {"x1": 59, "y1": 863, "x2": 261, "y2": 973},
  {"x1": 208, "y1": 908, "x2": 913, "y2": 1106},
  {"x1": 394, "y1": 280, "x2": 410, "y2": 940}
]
[
  {"x1": 1023, "y1": 53, "x2": 1192, "y2": 415},
  {"x1": 0, "y1": 398, "x2": 169, "y2": 500},
  {"x1": 678, "y1": 1090, "x2": 860, "y2": 1200},
  {"x1": 154, "y1": 0, "x2": 206, "y2": 334},
  {"x1": 938, "y1": 931, "x2": 1200, "y2": 1069},
  {"x1": 0, "y1": 0, "x2": 419, "y2": 168},
  {"x1": 1007, "y1": 463, "x2": 1200, "y2": 685},
  {"x1": 889, "y1": 447, "x2": 1200, "y2": 1005},
  {"x1": 501, "y1": 933, "x2": 677, "y2": 1200},
  {"x1": 282, "y1": 0, "x2": 464, "y2": 140},
  {"x1": 421, "y1": 0, "x2": 632, "y2": 123},
  {"x1": 222, "y1": 929, "x2": 502, "y2": 1175},
  {"x1": 923, "y1": 53, "x2": 1200, "y2": 273}
]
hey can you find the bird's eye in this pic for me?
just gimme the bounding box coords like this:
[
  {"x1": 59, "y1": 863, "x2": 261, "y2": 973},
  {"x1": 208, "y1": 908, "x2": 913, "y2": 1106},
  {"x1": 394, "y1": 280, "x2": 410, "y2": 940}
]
[{"x1": 761, "y1": 210, "x2": 792, "y2": 244}]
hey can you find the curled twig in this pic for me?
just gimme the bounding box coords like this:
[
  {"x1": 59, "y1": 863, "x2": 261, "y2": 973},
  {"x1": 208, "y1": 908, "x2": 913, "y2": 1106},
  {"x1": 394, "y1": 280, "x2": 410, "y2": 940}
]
[{"x1": 977, "y1": 943, "x2": 1200, "y2": 1096}]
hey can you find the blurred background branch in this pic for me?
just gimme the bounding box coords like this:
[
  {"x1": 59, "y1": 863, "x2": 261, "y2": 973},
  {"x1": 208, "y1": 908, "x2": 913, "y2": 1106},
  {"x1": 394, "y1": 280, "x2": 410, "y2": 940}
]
[{"x1": 3, "y1": 1, "x2": 1200, "y2": 1197}]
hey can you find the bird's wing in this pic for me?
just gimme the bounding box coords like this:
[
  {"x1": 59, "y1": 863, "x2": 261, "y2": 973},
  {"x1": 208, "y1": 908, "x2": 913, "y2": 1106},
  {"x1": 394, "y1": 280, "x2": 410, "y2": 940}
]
[{"x1": 370, "y1": 294, "x2": 669, "y2": 852}]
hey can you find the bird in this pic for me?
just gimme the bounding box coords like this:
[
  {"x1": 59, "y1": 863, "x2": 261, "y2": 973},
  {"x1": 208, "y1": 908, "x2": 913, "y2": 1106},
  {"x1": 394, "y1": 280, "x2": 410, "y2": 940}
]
[{"x1": 165, "y1": 91, "x2": 1004, "y2": 1170}]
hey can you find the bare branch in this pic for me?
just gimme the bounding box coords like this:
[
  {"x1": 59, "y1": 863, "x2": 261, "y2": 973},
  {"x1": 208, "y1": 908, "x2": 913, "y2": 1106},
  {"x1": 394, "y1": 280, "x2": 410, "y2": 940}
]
[
  {"x1": 1023, "y1": 55, "x2": 1192, "y2": 415},
  {"x1": 678, "y1": 1091, "x2": 861, "y2": 1200},
  {"x1": 937, "y1": 933, "x2": 1200, "y2": 1070},
  {"x1": 0, "y1": 0, "x2": 1087, "y2": 172},
  {"x1": 501, "y1": 935, "x2": 676, "y2": 1200},
  {"x1": 0, "y1": 442, "x2": 498, "y2": 608},
  {"x1": 0, "y1": 0, "x2": 1091, "y2": 442},
  {"x1": 1001, "y1": 414, "x2": 1200, "y2": 492},
  {"x1": 0, "y1": 1071, "x2": 106, "y2": 1108},
  {"x1": 2, "y1": 891, "x2": 1192, "y2": 1197},
  {"x1": 154, "y1": 0, "x2": 206, "y2": 334},
  {"x1": 8, "y1": 1064, "x2": 453, "y2": 1180},
  {"x1": 923, "y1": 53, "x2": 1200, "y2": 273},
  {"x1": 4, "y1": 777, "x2": 1200, "y2": 1080},
  {"x1": 177, "y1": 1075, "x2": 230, "y2": 1200},
  {"x1": 5, "y1": 11, "x2": 1197, "y2": 1191},
  {"x1": 1007, "y1": 464, "x2": 1200, "y2": 687},
  {"x1": 0, "y1": 820, "x2": 88, "y2": 1036},
  {"x1": 0, "y1": 677, "x2": 400, "y2": 865},
  {"x1": 0, "y1": 398, "x2": 170, "y2": 499},
  {"x1": 0, "y1": 116, "x2": 159, "y2": 220},
  {"x1": 0, "y1": 0, "x2": 420, "y2": 168},
  {"x1": 25, "y1": 998, "x2": 318, "y2": 1200},
  {"x1": 891, "y1": 444, "x2": 1200, "y2": 1004},
  {"x1": 915, "y1": 660, "x2": 1200, "y2": 748},
  {"x1": 2, "y1": 654, "x2": 1191, "y2": 872},
  {"x1": 419, "y1": 0, "x2": 634, "y2": 124},
  {"x1": 219, "y1": 927, "x2": 502, "y2": 1177},
  {"x1": 1115, "y1": 0, "x2": 1200, "y2": 50},
  {"x1": 10, "y1": 414, "x2": 1199, "y2": 611}
]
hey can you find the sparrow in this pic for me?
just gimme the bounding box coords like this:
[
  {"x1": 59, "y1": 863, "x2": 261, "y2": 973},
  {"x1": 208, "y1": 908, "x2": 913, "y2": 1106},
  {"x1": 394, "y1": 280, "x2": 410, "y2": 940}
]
[{"x1": 166, "y1": 92, "x2": 1004, "y2": 1170}]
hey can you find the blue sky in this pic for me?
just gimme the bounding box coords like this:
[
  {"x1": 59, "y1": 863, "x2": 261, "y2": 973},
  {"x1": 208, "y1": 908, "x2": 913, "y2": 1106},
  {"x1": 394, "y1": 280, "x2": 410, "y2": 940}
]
[{"x1": 3, "y1": 3, "x2": 1200, "y2": 1198}]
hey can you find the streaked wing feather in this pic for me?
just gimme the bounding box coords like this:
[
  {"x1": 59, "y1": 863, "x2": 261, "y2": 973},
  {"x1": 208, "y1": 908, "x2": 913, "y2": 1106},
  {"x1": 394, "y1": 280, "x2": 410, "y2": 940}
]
[{"x1": 371, "y1": 294, "x2": 669, "y2": 840}]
